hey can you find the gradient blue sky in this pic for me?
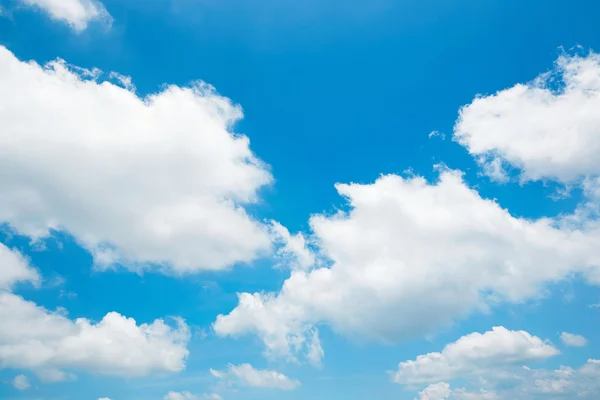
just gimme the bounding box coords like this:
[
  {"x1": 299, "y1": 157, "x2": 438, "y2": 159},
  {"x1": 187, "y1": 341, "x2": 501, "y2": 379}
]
[{"x1": 0, "y1": 0, "x2": 599, "y2": 399}]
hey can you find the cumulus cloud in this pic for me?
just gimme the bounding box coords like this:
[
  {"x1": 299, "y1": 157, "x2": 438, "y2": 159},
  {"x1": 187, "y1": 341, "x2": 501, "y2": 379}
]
[
  {"x1": 214, "y1": 170, "x2": 600, "y2": 362},
  {"x1": 12, "y1": 374, "x2": 30, "y2": 390},
  {"x1": 210, "y1": 363, "x2": 300, "y2": 390},
  {"x1": 455, "y1": 51, "x2": 600, "y2": 184},
  {"x1": 560, "y1": 332, "x2": 588, "y2": 347},
  {"x1": 402, "y1": 333, "x2": 600, "y2": 399},
  {"x1": 0, "y1": 292, "x2": 190, "y2": 380},
  {"x1": 402, "y1": 333, "x2": 599, "y2": 399},
  {"x1": 18, "y1": 0, "x2": 111, "y2": 31},
  {"x1": 417, "y1": 382, "x2": 451, "y2": 400},
  {"x1": 393, "y1": 327, "x2": 559, "y2": 384},
  {"x1": 0, "y1": 46, "x2": 275, "y2": 273},
  {"x1": 0, "y1": 243, "x2": 39, "y2": 289}
]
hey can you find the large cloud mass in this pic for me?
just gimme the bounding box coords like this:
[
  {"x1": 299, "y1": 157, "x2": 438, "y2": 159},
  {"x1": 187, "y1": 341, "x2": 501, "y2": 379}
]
[
  {"x1": 0, "y1": 46, "x2": 274, "y2": 273},
  {"x1": 214, "y1": 170, "x2": 600, "y2": 362}
]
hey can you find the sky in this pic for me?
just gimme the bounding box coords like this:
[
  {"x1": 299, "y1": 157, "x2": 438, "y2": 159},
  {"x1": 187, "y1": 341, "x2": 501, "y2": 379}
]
[{"x1": 0, "y1": 0, "x2": 599, "y2": 399}]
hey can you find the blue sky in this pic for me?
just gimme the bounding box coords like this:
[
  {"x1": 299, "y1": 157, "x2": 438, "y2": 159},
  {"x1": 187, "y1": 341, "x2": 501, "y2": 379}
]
[{"x1": 0, "y1": 0, "x2": 599, "y2": 399}]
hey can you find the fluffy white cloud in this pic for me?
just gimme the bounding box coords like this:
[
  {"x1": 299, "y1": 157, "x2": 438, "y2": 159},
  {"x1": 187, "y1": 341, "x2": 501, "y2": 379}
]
[
  {"x1": 0, "y1": 46, "x2": 275, "y2": 273},
  {"x1": 406, "y1": 350, "x2": 599, "y2": 399},
  {"x1": 0, "y1": 292, "x2": 190, "y2": 380},
  {"x1": 210, "y1": 363, "x2": 300, "y2": 390},
  {"x1": 18, "y1": 0, "x2": 111, "y2": 31},
  {"x1": 0, "y1": 243, "x2": 39, "y2": 289},
  {"x1": 455, "y1": 51, "x2": 600, "y2": 184},
  {"x1": 214, "y1": 170, "x2": 600, "y2": 362},
  {"x1": 417, "y1": 382, "x2": 451, "y2": 400},
  {"x1": 12, "y1": 374, "x2": 30, "y2": 390},
  {"x1": 560, "y1": 332, "x2": 588, "y2": 347},
  {"x1": 393, "y1": 327, "x2": 558, "y2": 384},
  {"x1": 98, "y1": 398, "x2": 111, "y2": 400}
]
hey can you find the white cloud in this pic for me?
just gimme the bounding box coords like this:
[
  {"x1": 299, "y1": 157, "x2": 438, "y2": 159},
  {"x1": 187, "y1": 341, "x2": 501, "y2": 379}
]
[
  {"x1": 164, "y1": 392, "x2": 198, "y2": 400},
  {"x1": 406, "y1": 356, "x2": 600, "y2": 399},
  {"x1": 416, "y1": 383, "x2": 499, "y2": 400},
  {"x1": 210, "y1": 363, "x2": 300, "y2": 390},
  {"x1": 98, "y1": 398, "x2": 111, "y2": 400},
  {"x1": 526, "y1": 362, "x2": 600, "y2": 398},
  {"x1": 428, "y1": 130, "x2": 446, "y2": 140},
  {"x1": 0, "y1": 292, "x2": 190, "y2": 380},
  {"x1": 417, "y1": 382, "x2": 451, "y2": 400},
  {"x1": 269, "y1": 221, "x2": 316, "y2": 271},
  {"x1": 449, "y1": 388, "x2": 499, "y2": 400},
  {"x1": 393, "y1": 327, "x2": 558, "y2": 384},
  {"x1": 0, "y1": 46, "x2": 275, "y2": 274},
  {"x1": 483, "y1": 359, "x2": 599, "y2": 399},
  {"x1": 12, "y1": 374, "x2": 30, "y2": 390},
  {"x1": 560, "y1": 332, "x2": 588, "y2": 347},
  {"x1": 18, "y1": 0, "x2": 111, "y2": 32},
  {"x1": 0, "y1": 243, "x2": 39, "y2": 289},
  {"x1": 214, "y1": 170, "x2": 600, "y2": 362},
  {"x1": 163, "y1": 393, "x2": 223, "y2": 400},
  {"x1": 454, "y1": 51, "x2": 600, "y2": 184}
]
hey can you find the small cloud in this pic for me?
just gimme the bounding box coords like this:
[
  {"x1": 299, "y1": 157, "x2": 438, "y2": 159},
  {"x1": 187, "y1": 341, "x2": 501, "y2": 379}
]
[
  {"x1": 193, "y1": 327, "x2": 208, "y2": 339},
  {"x1": 210, "y1": 363, "x2": 300, "y2": 390},
  {"x1": 0, "y1": 4, "x2": 14, "y2": 20},
  {"x1": 560, "y1": 332, "x2": 588, "y2": 347},
  {"x1": 548, "y1": 184, "x2": 573, "y2": 201},
  {"x1": 59, "y1": 289, "x2": 77, "y2": 299},
  {"x1": 109, "y1": 72, "x2": 136, "y2": 92},
  {"x1": 163, "y1": 391, "x2": 198, "y2": 400},
  {"x1": 17, "y1": 0, "x2": 113, "y2": 32},
  {"x1": 13, "y1": 374, "x2": 30, "y2": 390},
  {"x1": 45, "y1": 274, "x2": 66, "y2": 288},
  {"x1": 478, "y1": 156, "x2": 509, "y2": 183},
  {"x1": 428, "y1": 130, "x2": 446, "y2": 140},
  {"x1": 269, "y1": 220, "x2": 316, "y2": 271},
  {"x1": 162, "y1": 392, "x2": 223, "y2": 400}
]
